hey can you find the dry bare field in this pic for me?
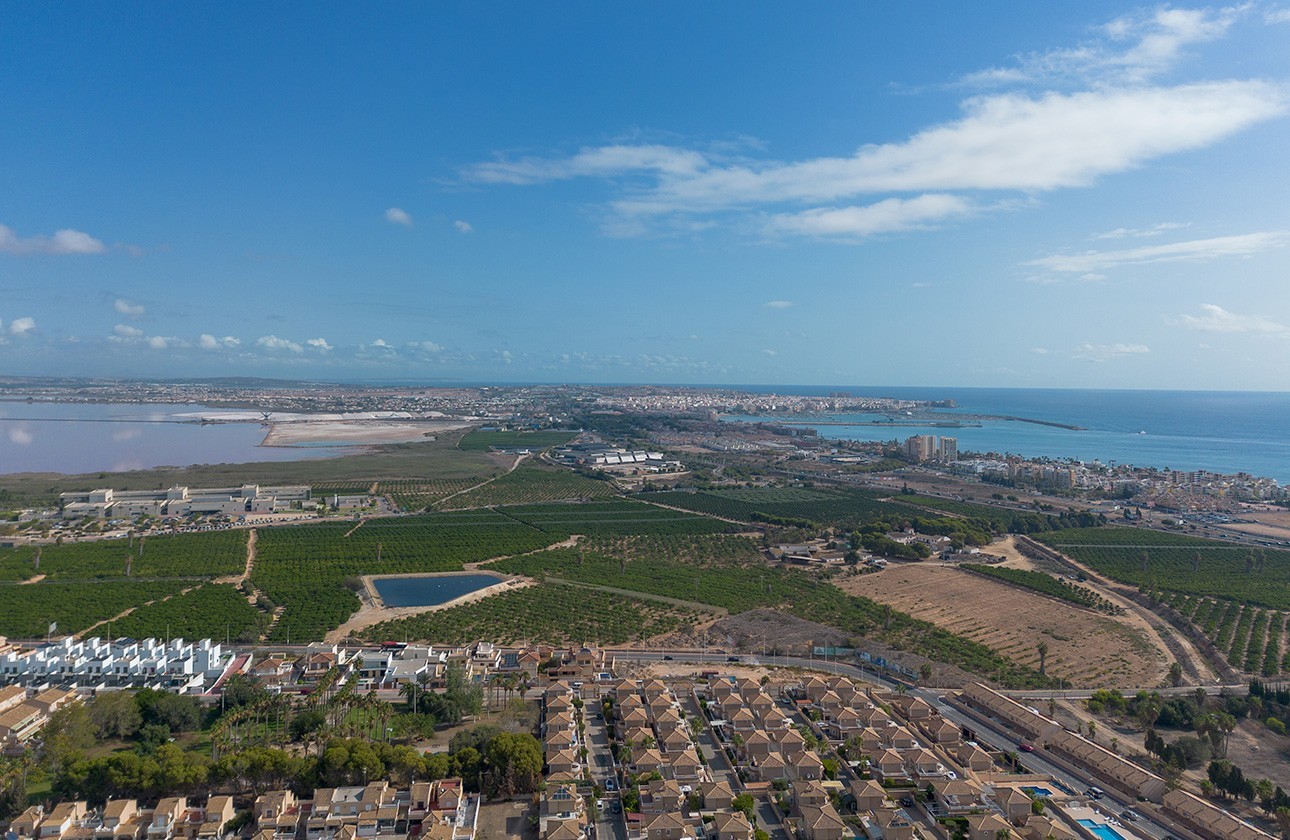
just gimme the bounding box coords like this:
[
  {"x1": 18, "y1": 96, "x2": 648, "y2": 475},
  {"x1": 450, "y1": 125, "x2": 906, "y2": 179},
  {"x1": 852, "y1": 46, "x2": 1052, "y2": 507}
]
[{"x1": 837, "y1": 564, "x2": 1167, "y2": 687}]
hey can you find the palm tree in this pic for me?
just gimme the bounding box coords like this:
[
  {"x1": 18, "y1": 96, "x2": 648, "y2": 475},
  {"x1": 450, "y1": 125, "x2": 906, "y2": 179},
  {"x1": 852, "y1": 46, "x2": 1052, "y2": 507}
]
[{"x1": 1036, "y1": 642, "x2": 1048, "y2": 675}]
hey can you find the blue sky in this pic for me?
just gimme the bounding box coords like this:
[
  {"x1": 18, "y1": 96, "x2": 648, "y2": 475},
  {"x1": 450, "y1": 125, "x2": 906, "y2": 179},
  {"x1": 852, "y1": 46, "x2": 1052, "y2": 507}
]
[{"x1": 2, "y1": 2, "x2": 1289, "y2": 389}]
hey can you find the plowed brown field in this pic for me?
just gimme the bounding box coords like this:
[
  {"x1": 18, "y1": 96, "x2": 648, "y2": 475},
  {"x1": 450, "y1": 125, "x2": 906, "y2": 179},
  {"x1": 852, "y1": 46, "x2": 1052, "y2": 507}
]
[{"x1": 839, "y1": 564, "x2": 1166, "y2": 687}]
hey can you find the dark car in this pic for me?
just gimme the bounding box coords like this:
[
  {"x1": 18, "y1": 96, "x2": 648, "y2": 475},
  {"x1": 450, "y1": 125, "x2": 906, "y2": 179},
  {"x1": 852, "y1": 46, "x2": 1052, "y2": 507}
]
[
  {"x1": 663, "y1": 655, "x2": 673, "y2": 660},
  {"x1": 727, "y1": 656, "x2": 741, "y2": 662},
  {"x1": 898, "y1": 796, "x2": 915, "y2": 808}
]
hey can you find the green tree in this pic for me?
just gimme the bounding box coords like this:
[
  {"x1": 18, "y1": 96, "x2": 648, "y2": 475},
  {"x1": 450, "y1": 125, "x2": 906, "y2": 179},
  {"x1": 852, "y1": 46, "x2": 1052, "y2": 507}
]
[
  {"x1": 484, "y1": 732, "x2": 542, "y2": 797},
  {"x1": 88, "y1": 691, "x2": 142, "y2": 739},
  {"x1": 1169, "y1": 662, "x2": 1184, "y2": 688},
  {"x1": 43, "y1": 704, "x2": 96, "y2": 773}
]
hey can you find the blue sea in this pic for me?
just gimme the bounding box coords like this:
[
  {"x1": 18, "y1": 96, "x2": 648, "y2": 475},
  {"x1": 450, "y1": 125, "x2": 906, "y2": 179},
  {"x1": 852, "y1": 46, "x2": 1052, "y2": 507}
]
[{"x1": 724, "y1": 387, "x2": 1290, "y2": 484}]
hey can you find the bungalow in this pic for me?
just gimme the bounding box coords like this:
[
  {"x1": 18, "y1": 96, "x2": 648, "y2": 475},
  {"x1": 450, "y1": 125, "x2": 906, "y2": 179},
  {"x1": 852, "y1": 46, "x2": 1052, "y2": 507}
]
[
  {"x1": 632, "y1": 749, "x2": 667, "y2": 778},
  {"x1": 847, "y1": 779, "x2": 887, "y2": 814},
  {"x1": 928, "y1": 779, "x2": 987, "y2": 816},
  {"x1": 905, "y1": 748, "x2": 943, "y2": 778},
  {"x1": 1020, "y1": 816, "x2": 1077, "y2": 840},
  {"x1": 11, "y1": 806, "x2": 45, "y2": 840},
  {"x1": 955, "y1": 743, "x2": 993, "y2": 773},
  {"x1": 642, "y1": 811, "x2": 694, "y2": 840},
  {"x1": 966, "y1": 813, "x2": 1013, "y2": 840},
  {"x1": 873, "y1": 808, "x2": 916, "y2": 840},
  {"x1": 659, "y1": 729, "x2": 691, "y2": 754},
  {"x1": 795, "y1": 804, "x2": 846, "y2": 840},
  {"x1": 668, "y1": 750, "x2": 704, "y2": 784},
  {"x1": 640, "y1": 780, "x2": 684, "y2": 814},
  {"x1": 97, "y1": 801, "x2": 141, "y2": 840},
  {"x1": 708, "y1": 812, "x2": 752, "y2": 840},
  {"x1": 253, "y1": 791, "x2": 300, "y2": 840},
  {"x1": 790, "y1": 782, "x2": 830, "y2": 814},
  {"x1": 789, "y1": 750, "x2": 824, "y2": 781},
  {"x1": 871, "y1": 749, "x2": 907, "y2": 781},
  {"x1": 993, "y1": 787, "x2": 1034, "y2": 824},
  {"x1": 545, "y1": 748, "x2": 581, "y2": 779},
  {"x1": 699, "y1": 781, "x2": 735, "y2": 813},
  {"x1": 754, "y1": 753, "x2": 787, "y2": 783},
  {"x1": 196, "y1": 797, "x2": 234, "y2": 840},
  {"x1": 926, "y1": 718, "x2": 961, "y2": 745},
  {"x1": 41, "y1": 803, "x2": 89, "y2": 840},
  {"x1": 741, "y1": 731, "x2": 774, "y2": 762}
]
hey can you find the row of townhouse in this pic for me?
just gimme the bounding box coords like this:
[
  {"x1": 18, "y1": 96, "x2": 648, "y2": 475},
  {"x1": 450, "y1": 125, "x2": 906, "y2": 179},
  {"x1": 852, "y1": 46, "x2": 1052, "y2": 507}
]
[
  {"x1": 705, "y1": 676, "x2": 824, "y2": 784},
  {"x1": 957, "y1": 682, "x2": 1277, "y2": 840},
  {"x1": 612, "y1": 678, "x2": 707, "y2": 788},
  {"x1": 0, "y1": 638, "x2": 230, "y2": 692},
  {"x1": 542, "y1": 683, "x2": 583, "y2": 784},
  {"x1": 0, "y1": 684, "x2": 78, "y2": 750},
  {"x1": 251, "y1": 779, "x2": 470, "y2": 840},
  {"x1": 9, "y1": 796, "x2": 235, "y2": 840},
  {"x1": 634, "y1": 778, "x2": 752, "y2": 840}
]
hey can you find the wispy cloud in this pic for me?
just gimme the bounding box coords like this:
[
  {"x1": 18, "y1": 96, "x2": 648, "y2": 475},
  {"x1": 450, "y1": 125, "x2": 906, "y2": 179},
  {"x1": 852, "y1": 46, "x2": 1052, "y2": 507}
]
[
  {"x1": 385, "y1": 207, "x2": 413, "y2": 227},
  {"x1": 1073, "y1": 342, "x2": 1150, "y2": 361},
  {"x1": 306, "y1": 337, "x2": 333, "y2": 351},
  {"x1": 1027, "y1": 231, "x2": 1290, "y2": 276},
  {"x1": 1172, "y1": 303, "x2": 1290, "y2": 335},
  {"x1": 962, "y1": 6, "x2": 1244, "y2": 87},
  {"x1": 114, "y1": 299, "x2": 146, "y2": 318},
  {"x1": 0, "y1": 224, "x2": 107, "y2": 255},
  {"x1": 453, "y1": 220, "x2": 473, "y2": 234},
  {"x1": 114, "y1": 324, "x2": 144, "y2": 338},
  {"x1": 764, "y1": 194, "x2": 974, "y2": 238},
  {"x1": 463, "y1": 81, "x2": 1284, "y2": 239},
  {"x1": 1092, "y1": 222, "x2": 1190, "y2": 240},
  {"x1": 764, "y1": 300, "x2": 794, "y2": 309}
]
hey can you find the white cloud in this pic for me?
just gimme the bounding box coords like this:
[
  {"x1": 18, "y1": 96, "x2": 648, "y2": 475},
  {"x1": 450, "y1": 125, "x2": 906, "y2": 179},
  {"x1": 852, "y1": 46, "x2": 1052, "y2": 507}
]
[
  {"x1": 410, "y1": 340, "x2": 443, "y2": 352},
  {"x1": 1267, "y1": 8, "x2": 1290, "y2": 23},
  {"x1": 385, "y1": 207, "x2": 413, "y2": 227},
  {"x1": 1092, "y1": 222, "x2": 1190, "y2": 240},
  {"x1": 114, "y1": 324, "x2": 144, "y2": 338},
  {"x1": 0, "y1": 224, "x2": 107, "y2": 255},
  {"x1": 7, "y1": 428, "x2": 33, "y2": 445},
  {"x1": 1027, "y1": 231, "x2": 1290, "y2": 275},
  {"x1": 1173, "y1": 303, "x2": 1290, "y2": 335},
  {"x1": 371, "y1": 338, "x2": 390, "y2": 348},
  {"x1": 963, "y1": 6, "x2": 1244, "y2": 87},
  {"x1": 764, "y1": 194, "x2": 974, "y2": 238},
  {"x1": 463, "y1": 80, "x2": 1285, "y2": 238},
  {"x1": 256, "y1": 335, "x2": 304, "y2": 353},
  {"x1": 146, "y1": 335, "x2": 185, "y2": 350},
  {"x1": 764, "y1": 300, "x2": 794, "y2": 309},
  {"x1": 762, "y1": 349, "x2": 778, "y2": 356},
  {"x1": 453, "y1": 220, "x2": 473, "y2": 234},
  {"x1": 306, "y1": 337, "x2": 333, "y2": 351},
  {"x1": 498, "y1": 349, "x2": 513, "y2": 364},
  {"x1": 1073, "y1": 342, "x2": 1150, "y2": 361},
  {"x1": 198, "y1": 334, "x2": 240, "y2": 350},
  {"x1": 114, "y1": 299, "x2": 146, "y2": 318},
  {"x1": 1031, "y1": 347, "x2": 1051, "y2": 354},
  {"x1": 8, "y1": 317, "x2": 36, "y2": 336}
]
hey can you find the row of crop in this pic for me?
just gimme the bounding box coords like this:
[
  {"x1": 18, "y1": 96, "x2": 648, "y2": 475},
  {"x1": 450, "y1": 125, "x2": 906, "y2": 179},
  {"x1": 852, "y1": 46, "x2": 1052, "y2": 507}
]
[
  {"x1": 109, "y1": 584, "x2": 264, "y2": 642},
  {"x1": 500, "y1": 500, "x2": 734, "y2": 537},
  {"x1": 354, "y1": 582, "x2": 698, "y2": 645},
  {"x1": 487, "y1": 546, "x2": 818, "y2": 614},
  {"x1": 1158, "y1": 591, "x2": 1287, "y2": 676},
  {"x1": 1228, "y1": 607, "x2": 1256, "y2": 666},
  {"x1": 579, "y1": 534, "x2": 763, "y2": 566},
  {"x1": 457, "y1": 430, "x2": 579, "y2": 451},
  {"x1": 1037, "y1": 527, "x2": 1290, "y2": 610},
  {"x1": 379, "y1": 479, "x2": 482, "y2": 512},
  {"x1": 439, "y1": 463, "x2": 615, "y2": 509},
  {"x1": 638, "y1": 487, "x2": 904, "y2": 526},
  {"x1": 894, "y1": 495, "x2": 1104, "y2": 535},
  {"x1": 251, "y1": 510, "x2": 561, "y2": 642},
  {"x1": 0, "y1": 580, "x2": 190, "y2": 638},
  {"x1": 1243, "y1": 611, "x2": 1270, "y2": 672},
  {"x1": 485, "y1": 541, "x2": 1053, "y2": 689},
  {"x1": 960, "y1": 564, "x2": 1122, "y2": 614},
  {"x1": 0, "y1": 530, "x2": 246, "y2": 581}
]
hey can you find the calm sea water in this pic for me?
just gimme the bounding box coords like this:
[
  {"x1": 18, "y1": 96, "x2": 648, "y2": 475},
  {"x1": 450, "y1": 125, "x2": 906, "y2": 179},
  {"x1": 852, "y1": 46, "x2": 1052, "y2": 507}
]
[
  {"x1": 0, "y1": 402, "x2": 345, "y2": 475},
  {"x1": 726, "y1": 387, "x2": 1290, "y2": 483},
  {"x1": 372, "y1": 573, "x2": 503, "y2": 608}
]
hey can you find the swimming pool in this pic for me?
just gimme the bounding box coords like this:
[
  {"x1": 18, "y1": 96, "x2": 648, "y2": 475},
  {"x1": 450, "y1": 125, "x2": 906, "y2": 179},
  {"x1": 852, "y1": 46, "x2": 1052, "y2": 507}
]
[
  {"x1": 1077, "y1": 818, "x2": 1127, "y2": 840},
  {"x1": 1024, "y1": 786, "x2": 1054, "y2": 797}
]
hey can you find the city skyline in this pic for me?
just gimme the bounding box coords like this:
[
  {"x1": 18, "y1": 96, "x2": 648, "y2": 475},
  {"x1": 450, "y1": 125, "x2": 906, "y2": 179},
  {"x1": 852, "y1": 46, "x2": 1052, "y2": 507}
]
[{"x1": 2, "y1": 3, "x2": 1289, "y2": 389}]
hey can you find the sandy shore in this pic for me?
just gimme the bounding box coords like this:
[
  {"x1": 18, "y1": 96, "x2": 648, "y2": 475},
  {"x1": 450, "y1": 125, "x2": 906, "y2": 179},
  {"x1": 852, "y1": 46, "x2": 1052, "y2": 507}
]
[
  {"x1": 325, "y1": 571, "x2": 533, "y2": 642},
  {"x1": 261, "y1": 419, "x2": 473, "y2": 447}
]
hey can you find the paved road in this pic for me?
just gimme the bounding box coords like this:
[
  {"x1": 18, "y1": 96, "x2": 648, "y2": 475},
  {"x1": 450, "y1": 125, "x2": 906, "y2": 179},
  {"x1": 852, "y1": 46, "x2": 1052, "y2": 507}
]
[{"x1": 583, "y1": 708, "x2": 626, "y2": 840}]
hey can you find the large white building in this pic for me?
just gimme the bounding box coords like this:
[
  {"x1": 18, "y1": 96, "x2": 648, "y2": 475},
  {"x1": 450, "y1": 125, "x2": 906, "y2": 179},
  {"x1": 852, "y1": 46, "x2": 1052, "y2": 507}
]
[
  {"x1": 0, "y1": 637, "x2": 233, "y2": 692},
  {"x1": 59, "y1": 485, "x2": 312, "y2": 519}
]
